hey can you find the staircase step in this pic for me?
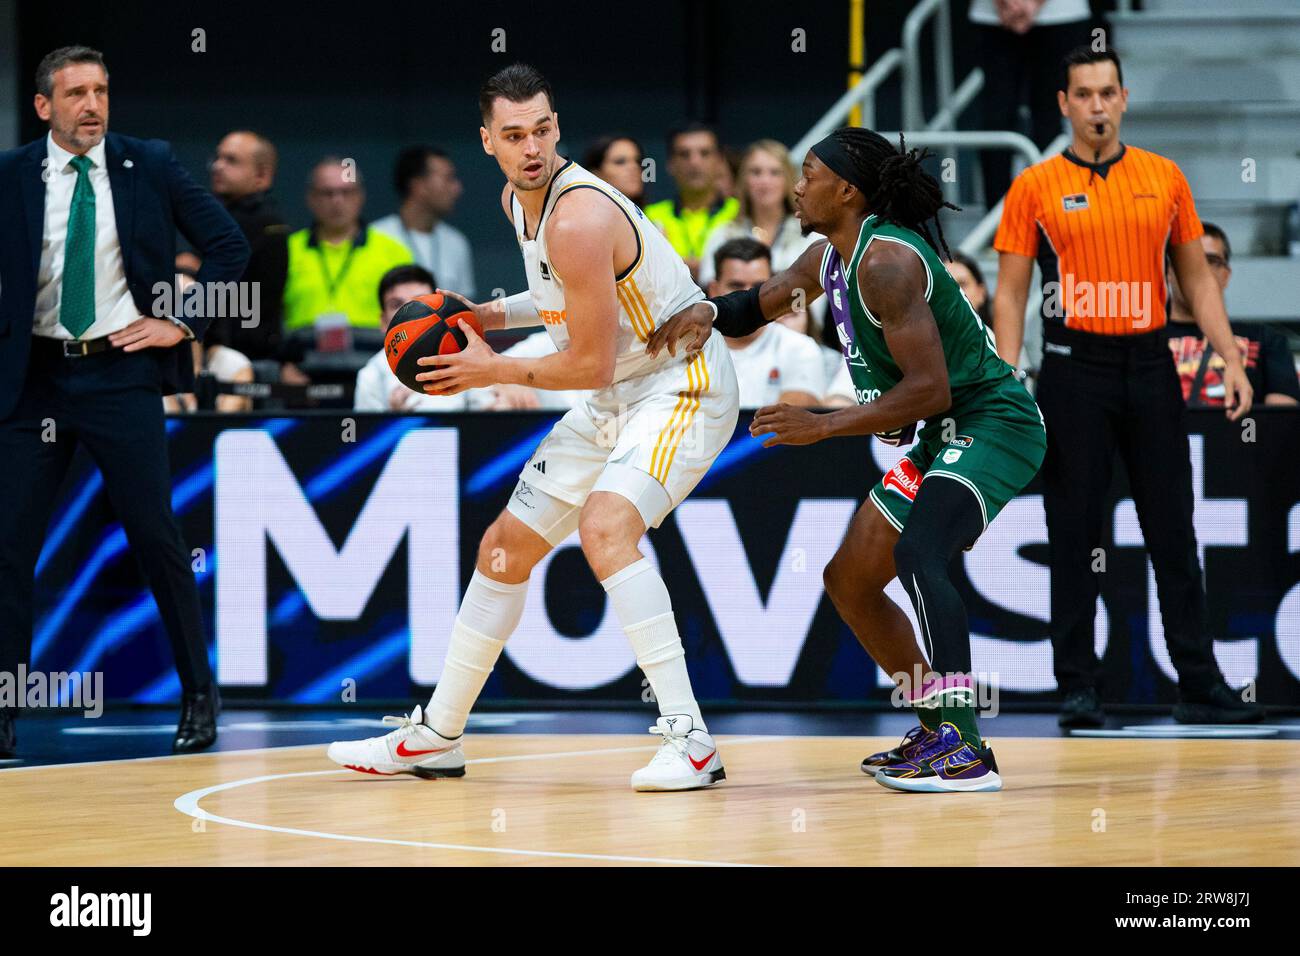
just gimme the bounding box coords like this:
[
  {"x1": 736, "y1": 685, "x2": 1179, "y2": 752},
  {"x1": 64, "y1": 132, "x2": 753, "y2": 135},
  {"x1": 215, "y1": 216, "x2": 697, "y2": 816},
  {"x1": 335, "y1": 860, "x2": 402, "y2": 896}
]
[
  {"x1": 1121, "y1": 57, "x2": 1300, "y2": 104},
  {"x1": 1221, "y1": 257, "x2": 1300, "y2": 321},
  {"x1": 1143, "y1": 0, "x2": 1300, "y2": 14},
  {"x1": 1111, "y1": 12, "x2": 1300, "y2": 60},
  {"x1": 1196, "y1": 199, "x2": 1294, "y2": 255}
]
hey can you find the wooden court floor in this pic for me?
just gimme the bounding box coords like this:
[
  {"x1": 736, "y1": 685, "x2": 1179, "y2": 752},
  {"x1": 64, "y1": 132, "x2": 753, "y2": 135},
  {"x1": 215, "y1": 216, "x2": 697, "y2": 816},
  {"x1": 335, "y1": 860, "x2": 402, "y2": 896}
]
[{"x1": 3, "y1": 733, "x2": 1298, "y2": 866}]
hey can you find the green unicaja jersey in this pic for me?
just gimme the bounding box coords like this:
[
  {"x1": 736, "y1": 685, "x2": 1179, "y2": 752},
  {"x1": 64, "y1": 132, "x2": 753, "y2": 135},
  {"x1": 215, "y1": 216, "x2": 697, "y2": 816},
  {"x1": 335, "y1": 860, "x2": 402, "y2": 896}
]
[{"x1": 821, "y1": 215, "x2": 1028, "y2": 437}]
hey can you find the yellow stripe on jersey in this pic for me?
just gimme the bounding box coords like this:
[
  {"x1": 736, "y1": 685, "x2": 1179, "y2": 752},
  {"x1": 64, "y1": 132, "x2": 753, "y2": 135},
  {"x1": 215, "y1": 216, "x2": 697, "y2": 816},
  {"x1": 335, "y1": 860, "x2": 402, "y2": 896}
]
[
  {"x1": 616, "y1": 282, "x2": 649, "y2": 342},
  {"x1": 627, "y1": 278, "x2": 657, "y2": 338},
  {"x1": 618, "y1": 277, "x2": 655, "y2": 342},
  {"x1": 650, "y1": 360, "x2": 694, "y2": 482},
  {"x1": 659, "y1": 351, "x2": 708, "y2": 482}
]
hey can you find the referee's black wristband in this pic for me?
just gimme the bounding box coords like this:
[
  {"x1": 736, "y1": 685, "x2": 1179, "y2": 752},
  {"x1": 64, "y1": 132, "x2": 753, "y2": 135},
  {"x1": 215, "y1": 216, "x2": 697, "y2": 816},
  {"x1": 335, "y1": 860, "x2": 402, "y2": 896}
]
[{"x1": 708, "y1": 285, "x2": 766, "y2": 337}]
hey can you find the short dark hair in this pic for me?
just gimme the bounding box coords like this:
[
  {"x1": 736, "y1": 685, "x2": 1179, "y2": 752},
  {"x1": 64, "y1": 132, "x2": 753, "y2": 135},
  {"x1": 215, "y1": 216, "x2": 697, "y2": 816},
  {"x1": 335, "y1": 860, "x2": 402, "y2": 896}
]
[
  {"x1": 223, "y1": 129, "x2": 278, "y2": 178},
  {"x1": 1060, "y1": 46, "x2": 1124, "y2": 92},
  {"x1": 667, "y1": 121, "x2": 721, "y2": 156},
  {"x1": 393, "y1": 146, "x2": 449, "y2": 199},
  {"x1": 479, "y1": 63, "x2": 555, "y2": 125},
  {"x1": 713, "y1": 237, "x2": 771, "y2": 278},
  {"x1": 1200, "y1": 221, "x2": 1232, "y2": 264},
  {"x1": 378, "y1": 264, "x2": 436, "y2": 307},
  {"x1": 36, "y1": 45, "x2": 107, "y2": 98}
]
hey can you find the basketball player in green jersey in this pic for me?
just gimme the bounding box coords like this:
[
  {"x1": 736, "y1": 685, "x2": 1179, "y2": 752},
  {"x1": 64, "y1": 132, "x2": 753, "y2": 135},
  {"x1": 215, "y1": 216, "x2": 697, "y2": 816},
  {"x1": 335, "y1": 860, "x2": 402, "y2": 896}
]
[{"x1": 649, "y1": 128, "x2": 1046, "y2": 792}]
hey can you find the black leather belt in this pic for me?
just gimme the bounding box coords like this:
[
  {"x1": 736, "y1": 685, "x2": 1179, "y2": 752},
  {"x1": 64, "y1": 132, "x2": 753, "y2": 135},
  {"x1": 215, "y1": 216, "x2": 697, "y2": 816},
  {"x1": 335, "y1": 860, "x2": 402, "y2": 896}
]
[{"x1": 34, "y1": 335, "x2": 116, "y2": 358}]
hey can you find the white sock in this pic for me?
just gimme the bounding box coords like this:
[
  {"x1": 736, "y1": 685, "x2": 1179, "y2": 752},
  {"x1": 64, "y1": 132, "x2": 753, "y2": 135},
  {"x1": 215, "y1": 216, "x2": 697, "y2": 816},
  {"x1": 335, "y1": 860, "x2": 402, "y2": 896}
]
[
  {"x1": 426, "y1": 570, "x2": 528, "y2": 738},
  {"x1": 601, "y1": 558, "x2": 705, "y2": 730}
]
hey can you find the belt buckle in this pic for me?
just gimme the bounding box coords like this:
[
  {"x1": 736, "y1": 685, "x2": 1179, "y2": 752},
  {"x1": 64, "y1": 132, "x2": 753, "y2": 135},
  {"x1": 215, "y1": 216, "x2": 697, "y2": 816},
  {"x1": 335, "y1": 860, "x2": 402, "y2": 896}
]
[{"x1": 62, "y1": 339, "x2": 88, "y2": 358}]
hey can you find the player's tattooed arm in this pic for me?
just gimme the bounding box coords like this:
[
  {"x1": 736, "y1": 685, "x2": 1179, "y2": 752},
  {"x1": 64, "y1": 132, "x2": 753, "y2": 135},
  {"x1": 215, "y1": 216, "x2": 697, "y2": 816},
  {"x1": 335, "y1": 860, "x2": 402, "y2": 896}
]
[
  {"x1": 814, "y1": 243, "x2": 951, "y2": 440},
  {"x1": 647, "y1": 239, "x2": 828, "y2": 358}
]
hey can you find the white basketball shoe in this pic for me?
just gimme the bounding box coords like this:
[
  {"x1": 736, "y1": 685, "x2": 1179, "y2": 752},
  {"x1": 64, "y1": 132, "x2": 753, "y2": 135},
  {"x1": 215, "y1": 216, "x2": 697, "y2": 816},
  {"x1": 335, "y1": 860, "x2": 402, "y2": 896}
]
[
  {"x1": 326, "y1": 705, "x2": 465, "y2": 779},
  {"x1": 630, "y1": 715, "x2": 726, "y2": 792}
]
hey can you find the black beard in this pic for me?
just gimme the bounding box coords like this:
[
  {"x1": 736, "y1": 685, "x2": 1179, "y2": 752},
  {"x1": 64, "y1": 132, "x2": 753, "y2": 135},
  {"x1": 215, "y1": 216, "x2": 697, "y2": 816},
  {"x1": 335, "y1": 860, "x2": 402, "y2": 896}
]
[{"x1": 800, "y1": 220, "x2": 816, "y2": 237}]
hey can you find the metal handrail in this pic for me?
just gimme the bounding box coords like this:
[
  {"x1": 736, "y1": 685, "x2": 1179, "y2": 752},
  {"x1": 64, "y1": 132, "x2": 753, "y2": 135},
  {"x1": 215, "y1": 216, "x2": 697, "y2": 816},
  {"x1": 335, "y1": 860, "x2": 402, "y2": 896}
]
[
  {"x1": 874, "y1": 130, "x2": 1044, "y2": 162},
  {"x1": 903, "y1": 0, "x2": 955, "y2": 131},
  {"x1": 926, "y1": 67, "x2": 984, "y2": 205},
  {"x1": 927, "y1": 68, "x2": 982, "y2": 133},
  {"x1": 958, "y1": 132, "x2": 1072, "y2": 255},
  {"x1": 791, "y1": 48, "x2": 903, "y2": 161}
]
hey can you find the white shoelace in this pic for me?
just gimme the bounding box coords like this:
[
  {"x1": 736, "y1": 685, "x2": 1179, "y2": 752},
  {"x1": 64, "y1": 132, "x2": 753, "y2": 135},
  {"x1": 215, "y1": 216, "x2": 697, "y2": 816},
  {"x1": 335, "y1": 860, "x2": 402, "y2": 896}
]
[
  {"x1": 382, "y1": 712, "x2": 427, "y2": 741},
  {"x1": 648, "y1": 726, "x2": 690, "y2": 764}
]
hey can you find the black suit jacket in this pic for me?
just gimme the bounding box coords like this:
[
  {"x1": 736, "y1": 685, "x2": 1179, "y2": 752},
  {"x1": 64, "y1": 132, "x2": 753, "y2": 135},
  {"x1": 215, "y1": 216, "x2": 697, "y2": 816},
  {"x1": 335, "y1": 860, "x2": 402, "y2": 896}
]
[{"x1": 0, "y1": 132, "x2": 250, "y2": 418}]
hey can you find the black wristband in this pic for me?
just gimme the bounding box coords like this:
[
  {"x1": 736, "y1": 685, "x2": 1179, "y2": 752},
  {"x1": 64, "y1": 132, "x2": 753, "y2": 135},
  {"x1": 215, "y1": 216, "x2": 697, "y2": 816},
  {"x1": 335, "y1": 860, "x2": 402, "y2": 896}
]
[{"x1": 709, "y1": 285, "x2": 766, "y2": 337}]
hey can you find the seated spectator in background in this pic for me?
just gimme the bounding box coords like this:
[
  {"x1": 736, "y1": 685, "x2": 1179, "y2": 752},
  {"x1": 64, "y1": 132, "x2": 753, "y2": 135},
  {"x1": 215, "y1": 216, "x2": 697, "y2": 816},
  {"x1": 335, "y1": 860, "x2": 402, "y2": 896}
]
[
  {"x1": 583, "y1": 134, "x2": 646, "y2": 206},
  {"x1": 717, "y1": 144, "x2": 741, "y2": 200},
  {"x1": 945, "y1": 250, "x2": 992, "y2": 326},
  {"x1": 204, "y1": 130, "x2": 290, "y2": 361},
  {"x1": 710, "y1": 239, "x2": 824, "y2": 408},
  {"x1": 163, "y1": 339, "x2": 256, "y2": 414},
  {"x1": 355, "y1": 265, "x2": 487, "y2": 412},
  {"x1": 373, "y1": 146, "x2": 476, "y2": 298},
  {"x1": 644, "y1": 122, "x2": 738, "y2": 281},
  {"x1": 283, "y1": 157, "x2": 412, "y2": 332},
  {"x1": 822, "y1": 362, "x2": 857, "y2": 408},
  {"x1": 698, "y1": 139, "x2": 820, "y2": 287},
  {"x1": 775, "y1": 298, "x2": 845, "y2": 400},
  {"x1": 164, "y1": 279, "x2": 255, "y2": 413},
  {"x1": 1167, "y1": 222, "x2": 1300, "y2": 407},
  {"x1": 486, "y1": 330, "x2": 593, "y2": 411}
]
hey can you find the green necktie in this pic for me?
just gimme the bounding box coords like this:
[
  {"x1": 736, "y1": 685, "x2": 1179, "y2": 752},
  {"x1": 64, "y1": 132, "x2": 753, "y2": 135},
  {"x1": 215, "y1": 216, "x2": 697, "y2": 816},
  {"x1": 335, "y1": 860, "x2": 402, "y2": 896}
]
[{"x1": 59, "y1": 154, "x2": 96, "y2": 338}]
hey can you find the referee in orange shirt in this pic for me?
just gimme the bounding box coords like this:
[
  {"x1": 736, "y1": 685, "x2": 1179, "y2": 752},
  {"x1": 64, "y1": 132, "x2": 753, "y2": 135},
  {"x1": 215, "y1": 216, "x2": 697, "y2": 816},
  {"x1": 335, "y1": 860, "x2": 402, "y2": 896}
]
[{"x1": 993, "y1": 46, "x2": 1261, "y2": 727}]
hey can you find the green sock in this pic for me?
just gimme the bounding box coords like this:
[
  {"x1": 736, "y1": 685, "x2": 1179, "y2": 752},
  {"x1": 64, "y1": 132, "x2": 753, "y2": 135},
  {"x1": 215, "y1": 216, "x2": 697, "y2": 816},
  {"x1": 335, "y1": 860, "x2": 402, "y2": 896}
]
[
  {"x1": 913, "y1": 701, "x2": 940, "y2": 733},
  {"x1": 938, "y1": 690, "x2": 982, "y2": 749}
]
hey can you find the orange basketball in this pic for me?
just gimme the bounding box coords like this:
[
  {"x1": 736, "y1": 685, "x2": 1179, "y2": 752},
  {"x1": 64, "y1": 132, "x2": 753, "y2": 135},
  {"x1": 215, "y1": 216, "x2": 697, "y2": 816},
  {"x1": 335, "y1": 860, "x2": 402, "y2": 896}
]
[{"x1": 384, "y1": 293, "x2": 482, "y2": 395}]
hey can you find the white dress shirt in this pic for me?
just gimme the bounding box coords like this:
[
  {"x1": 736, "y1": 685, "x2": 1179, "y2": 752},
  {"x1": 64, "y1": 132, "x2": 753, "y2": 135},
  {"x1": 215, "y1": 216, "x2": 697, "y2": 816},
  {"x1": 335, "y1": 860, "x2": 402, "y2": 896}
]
[
  {"x1": 968, "y1": 0, "x2": 1089, "y2": 27},
  {"x1": 33, "y1": 133, "x2": 141, "y2": 340},
  {"x1": 372, "y1": 214, "x2": 477, "y2": 299}
]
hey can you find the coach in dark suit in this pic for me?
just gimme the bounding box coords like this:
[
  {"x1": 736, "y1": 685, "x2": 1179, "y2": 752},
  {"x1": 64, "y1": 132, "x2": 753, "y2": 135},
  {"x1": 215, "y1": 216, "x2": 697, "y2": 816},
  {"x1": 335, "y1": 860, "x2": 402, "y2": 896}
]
[{"x1": 0, "y1": 47, "x2": 249, "y2": 757}]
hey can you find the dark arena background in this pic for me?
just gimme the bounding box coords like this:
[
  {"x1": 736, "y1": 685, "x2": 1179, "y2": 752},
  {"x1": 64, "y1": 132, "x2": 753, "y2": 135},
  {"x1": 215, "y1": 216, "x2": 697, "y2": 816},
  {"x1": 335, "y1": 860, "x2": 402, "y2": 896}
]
[{"x1": 1, "y1": 0, "x2": 1297, "y2": 914}]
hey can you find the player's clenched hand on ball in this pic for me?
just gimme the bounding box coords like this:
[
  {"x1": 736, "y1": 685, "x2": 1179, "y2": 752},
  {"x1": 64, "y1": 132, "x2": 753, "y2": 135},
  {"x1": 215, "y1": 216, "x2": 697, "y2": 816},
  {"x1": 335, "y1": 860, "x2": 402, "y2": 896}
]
[
  {"x1": 416, "y1": 323, "x2": 499, "y2": 394},
  {"x1": 749, "y1": 403, "x2": 829, "y2": 447},
  {"x1": 646, "y1": 300, "x2": 714, "y2": 358}
]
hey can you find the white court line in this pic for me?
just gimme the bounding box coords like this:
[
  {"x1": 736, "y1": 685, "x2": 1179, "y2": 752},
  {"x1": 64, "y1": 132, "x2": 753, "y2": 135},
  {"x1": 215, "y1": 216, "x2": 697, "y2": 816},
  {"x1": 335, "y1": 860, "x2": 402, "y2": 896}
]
[
  {"x1": 0, "y1": 733, "x2": 780, "y2": 780},
  {"x1": 0, "y1": 742, "x2": 323, "y2": 773},
  {"x1": 174, "y1": 737, "x2": 787, "y2": 868}
]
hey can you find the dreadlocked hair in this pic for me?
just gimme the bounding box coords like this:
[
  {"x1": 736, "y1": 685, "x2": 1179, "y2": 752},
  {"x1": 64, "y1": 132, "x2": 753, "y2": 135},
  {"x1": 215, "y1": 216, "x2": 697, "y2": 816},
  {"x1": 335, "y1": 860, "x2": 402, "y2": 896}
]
[{"x1": 833, "y1": 127, "x2": 961, "y2": 261}]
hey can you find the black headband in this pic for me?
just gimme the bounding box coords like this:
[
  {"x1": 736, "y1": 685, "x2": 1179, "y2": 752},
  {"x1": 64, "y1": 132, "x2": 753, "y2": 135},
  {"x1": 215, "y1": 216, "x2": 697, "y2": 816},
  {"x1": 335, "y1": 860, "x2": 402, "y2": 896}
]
[{"x1": 810, "y1": 134, "x2": 873, "y2": 194}]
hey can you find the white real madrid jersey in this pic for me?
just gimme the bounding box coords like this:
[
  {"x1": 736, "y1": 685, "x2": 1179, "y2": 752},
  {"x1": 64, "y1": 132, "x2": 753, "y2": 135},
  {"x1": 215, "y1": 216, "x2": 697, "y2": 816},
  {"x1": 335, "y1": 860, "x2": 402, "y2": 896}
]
[{"x1": 512, "y1": 160, "x2": 705, "y2": 391}]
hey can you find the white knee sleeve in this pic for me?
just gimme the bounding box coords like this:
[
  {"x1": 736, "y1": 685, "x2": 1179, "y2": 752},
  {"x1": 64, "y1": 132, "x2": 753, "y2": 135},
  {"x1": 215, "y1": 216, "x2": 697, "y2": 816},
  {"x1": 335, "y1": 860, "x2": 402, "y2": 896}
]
[{"x1": 505, "y1": 477, "x2": 582, "y2": 547}]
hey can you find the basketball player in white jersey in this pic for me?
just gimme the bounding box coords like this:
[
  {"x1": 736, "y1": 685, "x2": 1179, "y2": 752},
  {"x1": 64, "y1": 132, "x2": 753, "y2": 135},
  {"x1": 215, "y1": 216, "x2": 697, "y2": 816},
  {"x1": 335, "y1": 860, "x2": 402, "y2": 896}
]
[{"x1": 327, "y1": 64, "x2": 739, "y2": 791}]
